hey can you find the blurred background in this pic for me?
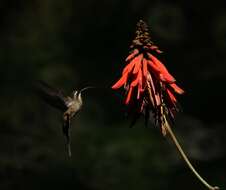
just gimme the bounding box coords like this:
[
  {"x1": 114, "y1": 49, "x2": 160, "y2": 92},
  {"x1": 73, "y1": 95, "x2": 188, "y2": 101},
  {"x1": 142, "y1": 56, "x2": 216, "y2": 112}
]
[{"x1": 0, "y1": 0, "x2": 225, "y2": 189}]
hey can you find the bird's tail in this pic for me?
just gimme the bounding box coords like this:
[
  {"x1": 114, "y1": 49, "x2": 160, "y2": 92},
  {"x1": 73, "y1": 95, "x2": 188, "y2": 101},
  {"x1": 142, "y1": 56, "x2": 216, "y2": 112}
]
[{"x1": 63, "y1": 114, "x2": 71, "y2": 157}]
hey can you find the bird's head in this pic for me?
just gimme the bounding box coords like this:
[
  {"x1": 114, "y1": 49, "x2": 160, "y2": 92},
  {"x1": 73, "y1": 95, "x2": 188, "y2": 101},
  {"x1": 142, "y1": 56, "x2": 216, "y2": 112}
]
[
  {"x1": 73, "y1": 90, "x2": 82, "y2": 103},
  {"x1": 72, "y1": 86, "x2": 95, "y2": 105}
]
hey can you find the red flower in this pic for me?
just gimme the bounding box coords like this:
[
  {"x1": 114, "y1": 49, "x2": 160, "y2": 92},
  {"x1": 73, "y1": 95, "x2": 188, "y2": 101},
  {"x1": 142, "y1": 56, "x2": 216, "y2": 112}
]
[
  {"x1": 112, "y1": 21, "x2": 220, "y2": 190},
  {"x1": 112, "y1": 20, "x2": 184, "y2": 135}
]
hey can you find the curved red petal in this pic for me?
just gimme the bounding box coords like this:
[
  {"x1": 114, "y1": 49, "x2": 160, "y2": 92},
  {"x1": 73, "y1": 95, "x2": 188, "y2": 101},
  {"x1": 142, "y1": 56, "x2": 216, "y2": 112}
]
[
  {"x1": 112, "y1": 73, "x2": 128, "y2": 89},
  {"x1": 148, "y1": 53, "x2": 165, "y2": 71},
  {"x1": 166, "y1": 88, "x2": 177, "y2": 103},
  {"x1": 125, "y1": 86, "x2": 133, "y2": 104},
  {"x1": 147, "y1": 60, "x2": 173, "y2": 83},
  {"x1": 148, "y1": 45, "x2": 163, "y2": 53},
  {"x1": 131, "y1": 70, "x2": 141, "y2": 87},
  {"x1": 161, "y1": 72, "x2": 176, "y2": 83},
  {"x1": 147, "y1": 60, "x2": 161, "y2": 73},
  {"x1": 132, "y1": 54, "x2": 143, "y2": 74},
  {"x1": 137, "y1": 69, "x2": 143, "y2": 99},
  {"x1": 122, "y1": 61, "x2": 136, "y2": 74},
  {"x1": 159, "y1": 73, "x2": 175, "y2": 83},
  {"x1": 148, "y1": 53, "x2": 175, "y2": 82},
  {"x1": 170, "y1": 83, "x2": 184, "y2": 94},
  {"x1": 150, "y1": 45, "x2": 158, "y2": 50},
  {"x1": 142, "y1": 58, "x2": 148, "y2": 78},
  {"x1": 159, "y1": 73, "x2": 166, "y2": 82},
  {"x1": 125, "y1": 49, "x2": 139, "y2": 62},
  {"x1": 123, "y1": 54, "x2": 143, "y2": 75},
  {"x1": 156, "y1": 49, "x2": 163, "y2": 53}
]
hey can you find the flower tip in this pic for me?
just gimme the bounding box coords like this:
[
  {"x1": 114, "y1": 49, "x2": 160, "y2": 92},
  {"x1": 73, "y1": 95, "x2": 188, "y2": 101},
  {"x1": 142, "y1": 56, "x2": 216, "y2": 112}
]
[
  {"x1": 176, "y1": 86, "x2": 185, "y2": 94},
  {"x1": 125, "y1": 87, "x2": 133, "y2": 104},
  {"x1": 111, "y1": 83, "x2": 122, "y2": 90},
  {"x1": 157, "y1": 49, "x2": 163, "y2": 54},
  {"x1": 111, "y1": 85, "x2": 117, "y2": 90},
  {"x1": 112, "y1": 73, "x2": 128, "y2": 90},
  {"x1": 171, "y1": 83, "x2": 184, "y2": 94}
]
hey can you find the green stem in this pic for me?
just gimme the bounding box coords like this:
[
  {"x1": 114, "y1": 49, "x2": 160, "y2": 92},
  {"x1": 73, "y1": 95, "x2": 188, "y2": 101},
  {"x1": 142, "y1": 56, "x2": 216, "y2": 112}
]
[{"x1": 164, "y1": 117, "x2": 219, "y2": 190}]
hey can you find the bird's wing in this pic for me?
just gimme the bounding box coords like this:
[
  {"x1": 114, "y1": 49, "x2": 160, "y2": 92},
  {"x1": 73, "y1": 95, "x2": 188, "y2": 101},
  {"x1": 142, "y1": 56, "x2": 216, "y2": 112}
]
[{"x1": 36, "y1": 81, "x2": 68, "y2": 111}]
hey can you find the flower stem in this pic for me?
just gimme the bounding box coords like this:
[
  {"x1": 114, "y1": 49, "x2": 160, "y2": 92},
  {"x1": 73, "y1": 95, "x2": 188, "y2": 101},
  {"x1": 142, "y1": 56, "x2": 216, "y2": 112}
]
[{"x1": 163, "y1": 117, "x2": 219, "y2": 190}]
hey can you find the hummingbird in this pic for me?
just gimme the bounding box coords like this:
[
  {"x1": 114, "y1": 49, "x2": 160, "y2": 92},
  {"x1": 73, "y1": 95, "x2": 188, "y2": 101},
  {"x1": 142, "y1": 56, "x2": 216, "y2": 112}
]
[{"x1": 36, "y1": 81, "x2": 93, "y2": 157}]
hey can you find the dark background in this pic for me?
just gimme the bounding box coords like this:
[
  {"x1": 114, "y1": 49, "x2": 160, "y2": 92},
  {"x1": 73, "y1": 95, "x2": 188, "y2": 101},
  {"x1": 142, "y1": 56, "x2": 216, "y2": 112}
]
[{"x1": 0, "y1": 0, "x2": 225, "y2": 189}]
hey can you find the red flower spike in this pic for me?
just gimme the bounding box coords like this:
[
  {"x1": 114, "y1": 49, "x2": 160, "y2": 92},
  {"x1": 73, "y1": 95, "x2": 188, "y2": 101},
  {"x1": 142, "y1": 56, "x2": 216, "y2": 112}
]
[
  {"x1": 111, "y1": 19, "x2": 184, "y2": 133},
  {"x1": 112, "y1": 20, "x2": 220, "y2": 190}
]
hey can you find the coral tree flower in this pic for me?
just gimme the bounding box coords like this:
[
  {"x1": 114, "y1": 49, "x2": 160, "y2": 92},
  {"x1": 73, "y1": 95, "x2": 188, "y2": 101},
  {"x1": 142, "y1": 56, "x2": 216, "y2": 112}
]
[
  {"x1": 112, "y1": 20, "x2": 220, "y2": 190},
  {"x1": 112, "y1": 20, "x2": 184, "y2": 135}
]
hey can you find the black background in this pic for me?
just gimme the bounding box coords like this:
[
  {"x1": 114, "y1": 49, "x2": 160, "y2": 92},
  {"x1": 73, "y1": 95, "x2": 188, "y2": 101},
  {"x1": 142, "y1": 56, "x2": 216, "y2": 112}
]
[{"x1": 0, "y1": 0, "x2": 225, "y2": 189}]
